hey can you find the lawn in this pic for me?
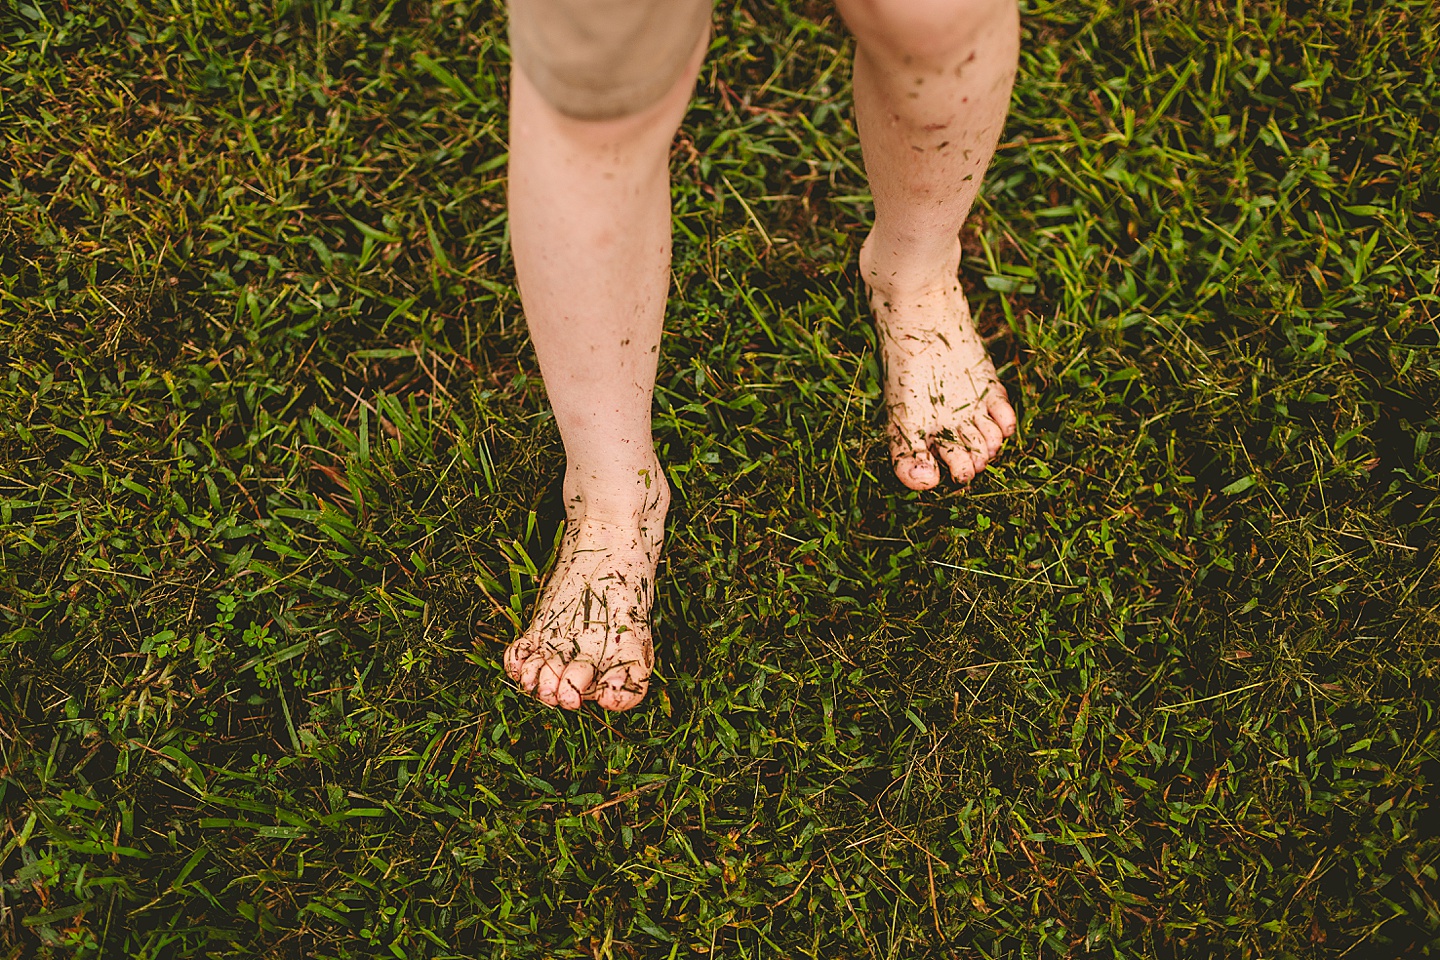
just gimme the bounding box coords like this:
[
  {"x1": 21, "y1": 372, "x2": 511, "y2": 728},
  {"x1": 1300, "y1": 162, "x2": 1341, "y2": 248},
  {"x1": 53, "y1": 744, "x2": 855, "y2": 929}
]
[{"x1": 1, "y1": 0, "x2": 1438, "y2": 956}]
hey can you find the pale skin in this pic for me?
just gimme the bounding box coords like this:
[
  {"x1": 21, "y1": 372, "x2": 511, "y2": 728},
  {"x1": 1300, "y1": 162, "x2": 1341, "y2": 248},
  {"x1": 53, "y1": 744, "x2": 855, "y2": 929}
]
[{"x1": 504, "y1": 0, "x2": 1020, "y2": 711}]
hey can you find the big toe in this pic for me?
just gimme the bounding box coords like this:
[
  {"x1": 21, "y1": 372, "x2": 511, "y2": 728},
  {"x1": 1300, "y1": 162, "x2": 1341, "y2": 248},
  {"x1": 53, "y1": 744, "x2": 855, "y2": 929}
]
[
  {"x1": 592, "y1": 666, "x2": 649, "y2": 712},
  {"x1": 891, "y1": 444, "x2": 941, "y2": 491}
]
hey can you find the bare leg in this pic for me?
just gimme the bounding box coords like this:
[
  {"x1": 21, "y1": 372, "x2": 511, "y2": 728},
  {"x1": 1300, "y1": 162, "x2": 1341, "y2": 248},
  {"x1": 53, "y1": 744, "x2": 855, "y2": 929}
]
[
  {"x1": 836, "y1": 0, "x2": 1021, "y2": 490},
  {"x1": 503, "y1": 32, "x2": 706, "y2": 712}
]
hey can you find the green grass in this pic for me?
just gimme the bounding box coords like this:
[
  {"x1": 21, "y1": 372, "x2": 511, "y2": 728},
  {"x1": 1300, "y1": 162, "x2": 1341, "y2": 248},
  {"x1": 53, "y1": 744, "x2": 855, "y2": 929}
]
[{"x1": 2, "y1": 0, "x2": 1438, "y2": 956}]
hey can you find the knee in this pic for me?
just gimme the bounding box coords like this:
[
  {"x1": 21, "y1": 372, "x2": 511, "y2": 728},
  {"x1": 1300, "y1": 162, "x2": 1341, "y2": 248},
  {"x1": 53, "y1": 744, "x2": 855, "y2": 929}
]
[
  {"x1": 509, "y1": 0, "x2": 711, "y2": 121},
  {"x1": 842, "y1": 0, "x2": 1015, "y2": 62},
  {"x1": 527, "y1": 58, "x2": 651, "y2": 123},
  {"x1": 516, "y1": 38, "x2": 653, "y2": 122}
]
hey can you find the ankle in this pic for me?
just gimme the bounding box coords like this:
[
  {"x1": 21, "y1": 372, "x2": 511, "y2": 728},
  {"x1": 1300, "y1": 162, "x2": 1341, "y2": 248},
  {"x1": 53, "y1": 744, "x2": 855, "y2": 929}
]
[
  {"x1": 562, "y1": 457, "x2": 670, "y2": 524},
  {"x1": 859, "y1": 233, "x2": 962, "y2": 300}
]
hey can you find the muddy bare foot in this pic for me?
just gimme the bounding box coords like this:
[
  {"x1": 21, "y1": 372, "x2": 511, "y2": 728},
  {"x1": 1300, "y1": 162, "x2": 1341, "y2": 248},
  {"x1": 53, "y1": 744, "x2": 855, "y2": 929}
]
[
  {"x1": 503, "y1": 463, "x2": 668, "y2": 712},
  {"x1": 862, "y1": 241, "x2": 1017, "y2": 490}
]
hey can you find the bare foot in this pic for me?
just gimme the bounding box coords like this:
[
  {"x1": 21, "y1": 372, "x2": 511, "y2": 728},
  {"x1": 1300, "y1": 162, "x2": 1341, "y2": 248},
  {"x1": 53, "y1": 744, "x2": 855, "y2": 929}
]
[
  {"x1": 862, "y1": 242, "x2": 1017, "y2": 490},
  {"x1": 503, "y1": 463, "x2": 668, "y2": 712}
]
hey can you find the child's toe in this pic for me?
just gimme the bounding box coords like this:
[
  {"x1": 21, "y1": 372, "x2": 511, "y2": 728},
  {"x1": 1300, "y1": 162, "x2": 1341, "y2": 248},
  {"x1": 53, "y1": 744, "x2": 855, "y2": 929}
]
[
  {"x1": 935, "y1": 439, "x2": 976, "y2": 483},
  {"x1": 970, "y1": 415, "x2": 1003, "y2": 464},
  {"x1": 987, "y1": 391, "x2": 1017, "y2": 437},
  {"x1": 534, "y1": 658, "x2": 566, "y2": 705},
  {"x1": 890, "y1": 434, "x2": 941, "y2": 490},
  {"x1": 593, "y1": 665, "x2": 648, "y2": 712},
  {"x1": 503, "y1": 639, "x2": 531, "y2": 681},
  {"x1": 557, "y1": 661, "x2": 597, "y2": 710},
  {"x1": 517, "y1": 653, "x2": 546, "y2": 694}
]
